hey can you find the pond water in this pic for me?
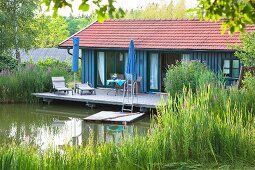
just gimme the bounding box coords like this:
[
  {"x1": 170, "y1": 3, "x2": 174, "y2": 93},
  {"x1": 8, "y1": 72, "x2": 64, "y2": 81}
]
[{"x1": 0, "y1": 103, "x2": 151, "y2": 149}]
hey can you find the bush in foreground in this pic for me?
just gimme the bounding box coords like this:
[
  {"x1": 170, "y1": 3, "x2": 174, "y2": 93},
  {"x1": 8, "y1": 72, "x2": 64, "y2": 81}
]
[{"x1": 164, "y1": 61, "x2": 218, "y2": 96}]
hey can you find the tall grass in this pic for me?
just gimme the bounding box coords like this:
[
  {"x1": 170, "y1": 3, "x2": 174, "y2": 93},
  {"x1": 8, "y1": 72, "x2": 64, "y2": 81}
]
[
  {"x1": 0, "y1": 59, "x2": 72, "y2": 103},
  {"x1": 0, "y1": 85, "x2": 254, "y2": 169}
]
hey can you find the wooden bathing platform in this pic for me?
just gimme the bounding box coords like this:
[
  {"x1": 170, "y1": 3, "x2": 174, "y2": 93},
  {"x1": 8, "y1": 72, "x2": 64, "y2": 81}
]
[
  {"x1": 33, "y1": 89, "x2": 167, "y2": 109},
  {"x1": 83, "y1": 111, "x2": 145, "y2": 123}
]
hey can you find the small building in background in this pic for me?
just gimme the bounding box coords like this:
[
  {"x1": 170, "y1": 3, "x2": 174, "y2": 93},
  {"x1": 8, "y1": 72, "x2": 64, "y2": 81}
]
[{"x1": 19, "y1": 48, "x2": 72, "y2": 63}]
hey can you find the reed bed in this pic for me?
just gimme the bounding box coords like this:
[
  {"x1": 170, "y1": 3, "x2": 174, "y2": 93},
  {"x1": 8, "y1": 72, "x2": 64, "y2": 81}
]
[
  {"x1": 0, "y1": 84, "x2": 255, "y2": 169},
  {"x1": 0, "y1": 59, "x2": 72, "y2": 103}
]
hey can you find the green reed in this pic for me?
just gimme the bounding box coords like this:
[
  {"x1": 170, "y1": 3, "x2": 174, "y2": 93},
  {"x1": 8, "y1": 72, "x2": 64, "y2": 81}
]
[{"x1": 0, "y1": 60, "x2": 72, "y2": 103}]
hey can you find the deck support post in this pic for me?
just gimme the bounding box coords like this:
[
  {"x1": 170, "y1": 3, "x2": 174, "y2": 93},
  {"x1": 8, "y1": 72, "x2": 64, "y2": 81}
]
[
  {"x1": 140, "y1": 107, "x2": 148, "y2": 113},
  {"x1": 43, "y1": 98, "x2": 53, "y2": 105},
  {"x1": 86, "y1": 102, "x2": 95, "y2": 109}
]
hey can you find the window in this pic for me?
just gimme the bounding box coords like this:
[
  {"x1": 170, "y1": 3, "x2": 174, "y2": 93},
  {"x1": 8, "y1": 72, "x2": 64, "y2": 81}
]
[
  {"x1": 223, "y1": 60, "x2": 231, "y2": 77},
  {"x1": 149, "y1": 53, "x2": 159, "y2": 90},
  {"x1": 182, "y1": 54, "x2": 190, "y2": 62},
  {"x1": 223, "y1": 59, "x2": 240, "y2": 78},
  {"x1": 96, "y1": 51, "x2": 127, "y2": 87},
  {"x1": 232, "y1": 60, "x2": 240, "y2": 78}
]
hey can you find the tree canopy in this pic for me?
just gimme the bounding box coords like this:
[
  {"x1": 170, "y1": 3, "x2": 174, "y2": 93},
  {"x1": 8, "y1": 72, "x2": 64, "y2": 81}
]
[
  {"x1": 0, "y1": 0, "x2": 39, "y2": 61},
  {"x1": 194, "y1": 0, "x2": 255, "y2": 33},
  {"x1": 124, "y1": 0, "x2": 190, "y2": 19},
  {"x1": 65, "y1": 15, "x2": 95, "y2": 36},
  {"x1": 234, "y1": 32, "x2": 255, "y2": 66},
  {"x1": 35, "y1": 16, "x2": 69, "y2": 47}
]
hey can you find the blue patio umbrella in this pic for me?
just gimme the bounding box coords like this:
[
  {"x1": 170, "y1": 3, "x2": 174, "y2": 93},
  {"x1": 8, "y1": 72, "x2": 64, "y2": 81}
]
[
  {"x1": 72, "y1": 37, "x2": 80, "y2": 88},
  {"x1": 72, "y1": 37, "x2": 80, "y2": 72},
  {"x1": 125, "y1": 39, "x2": 136, "y2": 98},
  {"x1": 125, "y1": 39, "x2": 136, "y2": 78}
]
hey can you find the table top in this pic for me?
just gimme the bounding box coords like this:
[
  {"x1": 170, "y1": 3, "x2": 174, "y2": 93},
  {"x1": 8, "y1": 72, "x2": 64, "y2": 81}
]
[{"x1": 107, "y1": 79, "x2": 126, "y2": 86}]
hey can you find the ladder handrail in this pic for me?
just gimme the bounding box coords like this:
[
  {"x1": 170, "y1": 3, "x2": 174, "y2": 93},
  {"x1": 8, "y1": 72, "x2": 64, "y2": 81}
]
[{"x1": 122, "y1": 80, "x2": 136, "y2": 113}]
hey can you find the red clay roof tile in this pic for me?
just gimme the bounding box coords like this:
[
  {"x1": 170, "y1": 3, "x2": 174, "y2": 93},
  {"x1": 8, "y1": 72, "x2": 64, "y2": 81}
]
[{"x1": 59, "y1": 19, "x2": 255, "y2": 50}]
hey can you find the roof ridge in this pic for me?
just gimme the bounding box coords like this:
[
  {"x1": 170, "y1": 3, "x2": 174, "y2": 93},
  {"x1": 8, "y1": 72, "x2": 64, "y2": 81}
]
[{"x1": 107, "y1": 18, "x2": 201, "y2": 21}]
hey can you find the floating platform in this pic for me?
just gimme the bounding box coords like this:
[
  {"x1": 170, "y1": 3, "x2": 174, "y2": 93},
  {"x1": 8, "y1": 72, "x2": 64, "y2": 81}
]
[{"x1": 83, "y1": 111, "x2": 145, "y2": 123}]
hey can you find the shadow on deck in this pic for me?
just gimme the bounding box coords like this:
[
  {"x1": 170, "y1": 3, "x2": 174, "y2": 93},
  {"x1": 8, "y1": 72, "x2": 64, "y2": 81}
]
[{"x1": 33, "y1": 89, "x2": 168, "y2": 109}]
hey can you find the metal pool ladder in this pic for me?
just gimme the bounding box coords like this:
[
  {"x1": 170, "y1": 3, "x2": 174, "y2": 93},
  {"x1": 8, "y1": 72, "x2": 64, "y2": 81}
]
[{"x1": 122, "y1": 81, "x2": 137, "y2": 113}]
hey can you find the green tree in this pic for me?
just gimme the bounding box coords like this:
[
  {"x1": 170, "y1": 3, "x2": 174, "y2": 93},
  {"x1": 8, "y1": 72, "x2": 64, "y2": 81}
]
[
  {"x1": 174, "y1": 0, "x2": 186, "y2": 19},
  {"x1": 234, "y1": 32, "x2": 255, "y2": 66},
  {"x1": 0, "y1": 0, "x2": 39, "y2": 62},
  {"x1": 65, "y1": 15, "x2": 94, "y2": 36},
  {"x1": 35, "y1": 16, "x2": 69, "y2": 48},
  {"x1": 41, "y1": 0, "x2": 125, "y2": 22},
  {"x1": 124, "y1": 1, "x2": 189, "y2": 19},
  {"x1": 194, "y1": 0, "x2": 255, "y2": 33}
]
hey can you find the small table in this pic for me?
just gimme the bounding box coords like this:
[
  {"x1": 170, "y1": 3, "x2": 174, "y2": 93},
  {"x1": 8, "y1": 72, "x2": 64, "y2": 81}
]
[{"x1": 106, "y1": 79, "x2": 126, "y2": 95}]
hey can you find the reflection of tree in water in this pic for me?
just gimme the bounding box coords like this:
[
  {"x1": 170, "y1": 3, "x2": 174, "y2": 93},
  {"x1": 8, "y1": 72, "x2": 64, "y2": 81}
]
[{"x1": 0, "y1": 104, "x2": 56, "y2": 145}]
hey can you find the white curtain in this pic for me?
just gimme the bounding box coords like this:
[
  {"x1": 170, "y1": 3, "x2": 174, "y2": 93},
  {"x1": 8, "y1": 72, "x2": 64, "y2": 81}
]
[
  {"x1": 150, "y1": 53, "x2": 158, "y2": 90},
  {"x1": 97, "y1": 52, "x2": 105, "y2": 85},
  {"x1": 182, "y1": 54, "x2": 190, "y2": 61},
  {"x1": 124, "y1": 52, "x2": 128, "y2": 71}
]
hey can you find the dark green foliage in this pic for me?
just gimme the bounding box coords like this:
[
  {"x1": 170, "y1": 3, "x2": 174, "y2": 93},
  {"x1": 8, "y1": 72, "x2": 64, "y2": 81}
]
[
  {"x1": 65, "y1": 16, "x2": 94, "y2": 36},
  {"x1": 0, "y1": 58, "x2": 72, "y2": 103},
  {"x1": 164, "y1": 61, "x2": 217, "y2": 96},
  {"x1": 0, "y1": 55, "x2": 18, "y2": 71}
]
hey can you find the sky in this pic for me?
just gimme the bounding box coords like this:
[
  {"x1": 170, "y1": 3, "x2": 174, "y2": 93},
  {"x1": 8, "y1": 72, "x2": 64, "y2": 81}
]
[{"x1": 47, "y1": 0, "x2": 198, "y2": 17}]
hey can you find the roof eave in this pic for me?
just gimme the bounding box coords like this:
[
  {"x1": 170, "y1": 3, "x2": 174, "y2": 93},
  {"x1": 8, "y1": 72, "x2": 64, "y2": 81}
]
[{"x1": 58, "y1": 46, "x2": 235, "y2": 52}]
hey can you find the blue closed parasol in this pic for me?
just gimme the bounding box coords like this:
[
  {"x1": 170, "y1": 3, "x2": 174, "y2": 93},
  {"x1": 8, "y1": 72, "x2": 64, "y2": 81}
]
[
  {"x1": 72, "y1": 37, "x2": 80, "y2": 72},
  {"x1": 125, "y1": 39, "x2": 136, "y2": 78},
  {"x1": 72, "y1": 37, "x2": 80, "y2": 88}
]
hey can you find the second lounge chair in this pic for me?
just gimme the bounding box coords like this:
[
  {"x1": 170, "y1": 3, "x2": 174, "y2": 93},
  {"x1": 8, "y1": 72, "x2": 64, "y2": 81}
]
[{"x1": 76, "y1": 83, "x2": 96, "y2": 95}]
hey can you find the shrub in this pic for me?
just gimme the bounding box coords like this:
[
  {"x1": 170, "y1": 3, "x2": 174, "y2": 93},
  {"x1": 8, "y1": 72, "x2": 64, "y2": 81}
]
[
  {"x1": 0, "y1": 54, "x2": 18, "y2": 72},
  {"x1": 164, "y1": 61, "x2": 217, "y2": 96}
]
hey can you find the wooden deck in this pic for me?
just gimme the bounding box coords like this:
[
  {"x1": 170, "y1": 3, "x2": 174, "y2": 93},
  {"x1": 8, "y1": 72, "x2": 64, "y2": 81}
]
[{"x1": 33, "y1": 89, "x2": 167, "y2": 108}]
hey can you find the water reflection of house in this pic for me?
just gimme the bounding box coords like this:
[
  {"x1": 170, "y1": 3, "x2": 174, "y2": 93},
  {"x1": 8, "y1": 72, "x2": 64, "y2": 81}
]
[
  {"x1": 81, "y1": 122, "x2": 149, "y2": 145},
  {"x1": 50, "y1": 118, "x2": 149, "y2": 147},
  {"x1": 59, "y1": 20, "x2": 255, "y2": 90}
]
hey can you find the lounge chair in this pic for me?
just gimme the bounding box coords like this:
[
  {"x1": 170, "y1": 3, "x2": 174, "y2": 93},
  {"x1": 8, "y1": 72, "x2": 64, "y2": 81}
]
[
  {"x1": 76, "y1": 83, "x2": 96, "y2": 95},
  {"x1": 52, "y1": 77, "x2": 73, "y2": 95}
]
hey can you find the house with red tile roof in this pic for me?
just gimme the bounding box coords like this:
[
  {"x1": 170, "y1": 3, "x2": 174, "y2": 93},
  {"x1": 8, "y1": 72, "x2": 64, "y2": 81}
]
[{"x1": 59, "y1": 19, "x2": 255, "y2": 92}]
